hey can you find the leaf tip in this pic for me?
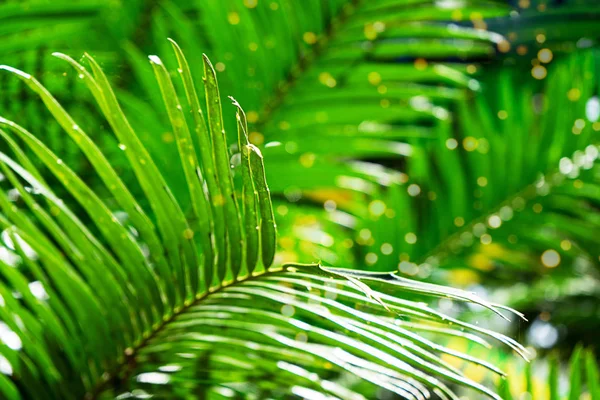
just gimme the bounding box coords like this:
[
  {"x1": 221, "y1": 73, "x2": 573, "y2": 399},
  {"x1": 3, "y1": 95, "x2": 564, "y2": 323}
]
[
  {"x1": 248, "y1": 144, "x2": 263, "y2": 158},
  {"x1": 202, "y1": 53, "x2": 213, "y2": 66},
  {"x1": 0, "y1": 65, "x2": 31, "y2": 79},
  {"x1": 167, "y1": 38, "x2": 184, "y2": 54},
  {"x1": 148, "y1": 55, "x2": 162, "y2": 65},
  {"x1": 229, "y1": 96, "x2": 244, "y2": 113}
]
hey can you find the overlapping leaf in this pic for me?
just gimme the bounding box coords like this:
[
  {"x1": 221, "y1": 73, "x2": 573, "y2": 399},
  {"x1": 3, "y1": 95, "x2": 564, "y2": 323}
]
[{"x1": 0, "y1": 42, "x2": 526, "y2": 399}]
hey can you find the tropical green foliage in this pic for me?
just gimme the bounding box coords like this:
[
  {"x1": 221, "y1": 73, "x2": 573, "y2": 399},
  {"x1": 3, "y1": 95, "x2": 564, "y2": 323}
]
[
  {"x1": 0, "y1": 0, "x2": 599, "y2": 399},
  {"x1": 0, "y1": 41, "x2": 529, "y2": 400},
  {"x1": 496, "y1": 347, "x2": 600, "y2": 400}
]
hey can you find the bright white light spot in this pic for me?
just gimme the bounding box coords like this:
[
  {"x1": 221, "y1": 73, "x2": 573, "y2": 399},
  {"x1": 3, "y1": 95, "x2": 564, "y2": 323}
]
[
  {"x1": 480, "y1": 233, "x2": 492, "y2": 245},
  {"x1": 527, "y1": 319, "x2": 558, "y2": 349},
  {"x1": 213, "y1": 387, "x2": 236, "y2": 397},
  {"x1": 541, "y1": 249, "x2": 560, "y2": 268},
  {"x1": 357, "y1": 121, "x2": 386, "y2": 133},
  {"x1": 409, "y1": 96, "x2": 431, "y2": 111},
  {"x1": 404, "y1": 232, "x2": 417, "y2": 244},
  {"x1": 0, "y1": 66, "x2": 31, "y2": 79},
  {"x1": 7, "y1": 189, "x2": 20, "y2": 202},
  {"x1": 438, "y1": 298, "x2": 454, "y2": 313},
  {"x1": 468, "y1": 79, "x2": 480, "y2": 91},
  {"x1": 407, "y1": 184, "x2": 421, "y2": 197},
  {"x1": 328, "y1": 211, "x2": 356, "y2": 229},
  {"x1": 0, "y1": 355, "x2": 12, "y2": 375},
  {"x1": 365, "y1": 252, "x2": 378, "y2": 265},
  {"x1": 319, "y1": 233, "x2": 334, "y2": 247},
  {"x1": 0, "y1": 322, "x2": 22, "y2": 350},
  {"x1": 0, "y1": 247, "x2": 20, "y2": 267},
  {"x1": 292, "y1": 386, "x2": 330, "y2": 400},
  {"x1": 336, "y1": 175, "x2": 373, "y2": 192},
  {"x1": 381, "y1": 243, "x2": 393, "y2": 255},
  {"x1": 265, "y1": 141, "x2": 282, "y2": 148},
  {"x1": 399, "y1": 261, "x2": 419, "y2": 275},
  {"x1": 433, "y1": 107, "x2": 449, "y2": 120},
  {"x1": 359, "y1": 229, "x2": 371, "y2": 241},
  {"x1": 281, "y1": 304, "x2": 295, "y2": 317},
  {"x1": 373, "y1": 21, "x2": 385, "y2": 32},
  {"x1": 158, "y1": 364, "x2": 182, "y2": 372},
  {"x1": 29, "y1": 281, "x2": 49, "y2": 301},
  {"x1": 559, "y1": 157, "x2": 573, "y2": 175},
  {"x1": 148, "y1": 55, "x2": 162, "y2": 65},
  {"x1": 136, "y1": 372, "x2": 170, "y2": 385},
  {"x1": 278, "y1": 361, "x2": 307, "y2": 379},
  {"x1": 488, "y1": 215, "x2": 502, "y2": 229},
  {"x1": 131, "y1": 389, "x2": 152, "y2": 399},
  {"x1": 585, "y1": 145, "x2": 599, "y2": 160},
  {"x1": 368, "y1": 200, "x2": 386, "y2": 216},
  {"x1": 1, "y1": 230, "x2": 36, "y2": 260},
  {"x1": 445, "y1": 138, "x2": 458, "y2": 150},
  {"x1": 586, "y1": 96, "x2": 600, "y2": 121}
]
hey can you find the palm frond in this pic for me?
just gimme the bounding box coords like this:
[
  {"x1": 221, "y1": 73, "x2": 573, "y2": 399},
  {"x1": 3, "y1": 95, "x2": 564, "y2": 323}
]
[
  {"x1": 0, "y1": 42, "x2": 524, "y2": 400},
  {"x1": 402, "y1": 48, "x2": 600, "y2": 316}
]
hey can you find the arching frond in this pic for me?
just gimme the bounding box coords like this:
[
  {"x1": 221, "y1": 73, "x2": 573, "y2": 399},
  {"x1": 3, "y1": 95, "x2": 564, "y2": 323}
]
[{"x1": 0, "y1": 42, "x2": 524, "y2": 400}]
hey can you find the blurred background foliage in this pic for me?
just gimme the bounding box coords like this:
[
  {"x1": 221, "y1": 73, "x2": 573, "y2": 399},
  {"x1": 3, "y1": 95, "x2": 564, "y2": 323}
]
[{"x1": 1, "y1": 0, "x2": 599, "y2": 398}]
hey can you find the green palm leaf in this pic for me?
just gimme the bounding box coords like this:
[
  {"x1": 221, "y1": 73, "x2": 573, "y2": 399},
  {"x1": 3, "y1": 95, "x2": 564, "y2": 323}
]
[
  {"x1": 1, "y1": 1, "x2": 599, "y2": 398},
  {"x1": 0, "y1": 41, "x2": 524, "y2": 400}
]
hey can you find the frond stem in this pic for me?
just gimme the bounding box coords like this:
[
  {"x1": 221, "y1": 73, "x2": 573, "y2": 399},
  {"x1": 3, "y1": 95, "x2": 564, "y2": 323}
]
[
  {"x1": 417, "y1": 146, "x2": 598, "y2": 264},
  {"x1": 254, "y1": 0, "x2": 361, "y2": 130},
  {"x1": 417, "y1": 181, "x2": 541, "y2": 264},
  {"x1": 86, "y1": 265, "x2": 307, "y2": 399}
]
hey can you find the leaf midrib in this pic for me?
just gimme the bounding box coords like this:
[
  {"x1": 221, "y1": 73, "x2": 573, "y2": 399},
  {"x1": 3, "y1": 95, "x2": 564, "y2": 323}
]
[
  {"x1": 417, "y1": 152, "x2": 597, "y2": 264},
  {"x1": 87, "y1": 266, "x2": 290, "y2": 399},
  {"x1": 254, "y1": 0, "x2": 361, "y2": 131}
]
